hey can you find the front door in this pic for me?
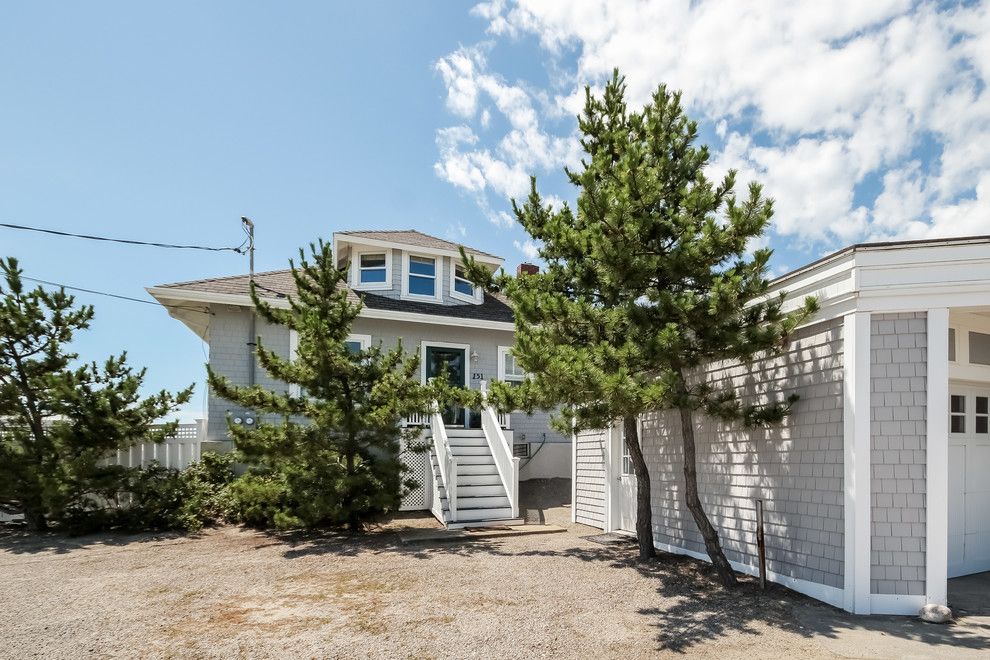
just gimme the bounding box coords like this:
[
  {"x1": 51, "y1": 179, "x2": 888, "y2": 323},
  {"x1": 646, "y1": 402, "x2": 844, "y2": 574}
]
[
  {"x1": 948, "y1": 386, "x2": 990, "y2": 578},
  {"x1": 425, "y1": 345, "x2": 467, "y2": 427}
]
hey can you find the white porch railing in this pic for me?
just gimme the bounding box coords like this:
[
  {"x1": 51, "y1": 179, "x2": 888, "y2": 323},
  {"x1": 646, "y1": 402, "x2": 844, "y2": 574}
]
[
  {"x1": 429, "y1": 402, "x2": 458, "y2": 523},
  {"x1": 402, "y1": 411, "x2": 431, "y2": 427},
  {"x1": 403, "y1": 409, "x2": 510, "y2": 429},
  {"x1": 479, "y1": 381, "x2": 519, "y2": 519}
]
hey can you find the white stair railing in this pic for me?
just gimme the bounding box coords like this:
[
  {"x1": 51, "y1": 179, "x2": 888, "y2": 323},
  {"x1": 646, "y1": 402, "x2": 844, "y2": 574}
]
[
  {"x1": 479, "y1": 381, "x2": 519, "y2": 518},
  {"x1": 429, "y1": 402, "x2": 457, "y2": 523}
]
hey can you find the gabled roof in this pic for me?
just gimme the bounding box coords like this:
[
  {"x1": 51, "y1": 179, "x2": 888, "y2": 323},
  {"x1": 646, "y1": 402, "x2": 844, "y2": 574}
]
[{"x1": 334, "y1": 229, "x2": 503, "y2": 262}]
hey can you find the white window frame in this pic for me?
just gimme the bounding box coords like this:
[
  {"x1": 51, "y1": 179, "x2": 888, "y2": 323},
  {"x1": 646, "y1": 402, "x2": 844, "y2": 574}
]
[
  {"x1": 345, "y1": 333, "x2": 372, "y2": 352},
  {"x1": 497, "y1": 345, "x2": 526, "y2": 384},
  {"x1": 351, "y1": 248, "x2": 392, "y2": 291},
  {"x1": 402, "y1": 252, "x2": 442, "y2": 302},
  {"x1": 450, "y1": 260, "x2": 483, "y2": 304},
  {"x1": 289, "y1": 331, "x2": 372, "y2": 397}
]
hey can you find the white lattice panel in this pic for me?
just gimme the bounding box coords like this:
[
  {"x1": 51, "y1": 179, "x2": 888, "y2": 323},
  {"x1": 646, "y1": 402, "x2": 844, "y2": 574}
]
[{"x1": 400, "y1": 445, "x2": 430, "y2": 511}]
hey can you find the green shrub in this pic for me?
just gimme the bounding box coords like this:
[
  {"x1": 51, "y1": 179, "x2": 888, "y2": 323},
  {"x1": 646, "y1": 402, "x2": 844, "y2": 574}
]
[
  {"x1": 59, "y1": 452, "x2": 237, "y2": 534},
  {"x1": 224, "y1": 470, "x2": 295, "y2": 529}
]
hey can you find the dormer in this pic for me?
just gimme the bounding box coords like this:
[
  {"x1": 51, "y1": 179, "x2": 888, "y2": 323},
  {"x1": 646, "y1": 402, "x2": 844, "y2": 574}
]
[{"x1": 332, "y1": 230, "x2": 504, "y2": 306}]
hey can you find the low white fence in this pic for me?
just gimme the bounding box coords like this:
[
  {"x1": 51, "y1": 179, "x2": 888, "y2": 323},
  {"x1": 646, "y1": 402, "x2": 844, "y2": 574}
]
[{"x1": 107, "y1": 420, "x2": 206, "y2": 471}]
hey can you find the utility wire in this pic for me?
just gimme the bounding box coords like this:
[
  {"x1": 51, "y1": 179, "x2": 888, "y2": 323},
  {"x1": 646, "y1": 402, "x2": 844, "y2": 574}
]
[
  {"x1": 1, "y1": 222, "x2": 249, "y2": 254},
  {"x1": 22, "y1": 276, "x2": 211, "y2": 315}
]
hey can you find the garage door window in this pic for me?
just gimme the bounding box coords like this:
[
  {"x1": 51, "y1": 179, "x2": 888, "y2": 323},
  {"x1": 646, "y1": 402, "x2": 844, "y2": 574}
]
[
  {"x1": 951, "y1": 395, "x2": 966, "y2": 434},
  {"x1": 977, "y1": 396, "x2": 989, "y2": 434}
]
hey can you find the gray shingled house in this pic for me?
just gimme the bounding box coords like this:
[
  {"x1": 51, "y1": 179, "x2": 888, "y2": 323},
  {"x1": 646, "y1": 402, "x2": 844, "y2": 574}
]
[
  {"x1": 149, "y1": 230, "x2": 570, "y2": 528},
  {"x1": 573, "y1": 235, "x2": 990, "y2": 615}
]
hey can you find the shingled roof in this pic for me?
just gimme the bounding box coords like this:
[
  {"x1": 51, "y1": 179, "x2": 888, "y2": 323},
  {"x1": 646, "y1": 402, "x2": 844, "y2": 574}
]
[
  {"x1": 335, "y1": 229, "x2": 503, "y2": 261},
  {"x1": 153, "y1": 269, "x2": 514, "y2": 323}
]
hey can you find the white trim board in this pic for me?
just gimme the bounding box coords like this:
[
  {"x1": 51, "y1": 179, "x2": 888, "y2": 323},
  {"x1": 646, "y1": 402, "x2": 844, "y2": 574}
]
[
  {"x1": 926, "y1": 308, "x2": 949, "y2": 607},
  {"x1": 843, "y1": 312, "x2": 873, "y2": 614}
]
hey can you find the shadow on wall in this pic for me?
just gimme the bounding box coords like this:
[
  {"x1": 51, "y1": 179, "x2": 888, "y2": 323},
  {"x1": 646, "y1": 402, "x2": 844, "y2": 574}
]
[{"x1": 644, "y1": 318, "x2": 847, "y2": 591}]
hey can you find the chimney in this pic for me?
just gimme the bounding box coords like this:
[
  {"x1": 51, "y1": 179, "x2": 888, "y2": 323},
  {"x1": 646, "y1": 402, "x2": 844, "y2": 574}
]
[{"x1": 517, "y1": 263, "x2": 539, "y2": 276}]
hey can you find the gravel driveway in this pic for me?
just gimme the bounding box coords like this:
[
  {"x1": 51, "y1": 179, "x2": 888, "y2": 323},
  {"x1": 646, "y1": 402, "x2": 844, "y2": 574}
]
[{"x1": 1, "y1": 514, "x2": 987, "y2": 659}]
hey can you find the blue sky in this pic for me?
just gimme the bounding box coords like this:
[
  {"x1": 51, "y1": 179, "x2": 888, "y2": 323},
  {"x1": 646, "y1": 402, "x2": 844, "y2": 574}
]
[{"x1": 2, "y1": 2, "x2": 989, "y2": 421}]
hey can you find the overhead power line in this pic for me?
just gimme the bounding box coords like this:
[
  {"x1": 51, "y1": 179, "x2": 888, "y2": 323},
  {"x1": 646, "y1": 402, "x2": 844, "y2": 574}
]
[
  {"x1": 0, "y1": 222, "x2": 248, "y2": 254},
  {"x1": 22, "y1": 276, "x2": 210, "y2": 315}
]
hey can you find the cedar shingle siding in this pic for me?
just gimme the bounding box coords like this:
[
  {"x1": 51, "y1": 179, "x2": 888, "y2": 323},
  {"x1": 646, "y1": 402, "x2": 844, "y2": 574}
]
[
  {"x1": 870, "y1": 312, "x2": 927, "y2": 596},
  {"x1": 641, "y1": 318, "x2": 846, "y2": 589},
  {"x1": 574, "y1": 429, "x2": 608, "y2": 527}
]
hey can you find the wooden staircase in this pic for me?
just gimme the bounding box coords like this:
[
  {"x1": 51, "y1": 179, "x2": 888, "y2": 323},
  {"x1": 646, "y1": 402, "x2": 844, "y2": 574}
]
[{"x1": 427, "y1": 391, "x2": 520, "y2": 528}]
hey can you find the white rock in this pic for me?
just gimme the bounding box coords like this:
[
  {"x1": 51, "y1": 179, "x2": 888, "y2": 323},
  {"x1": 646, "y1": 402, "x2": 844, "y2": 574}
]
[{"x1": 919, "y1": 603, "x2": 953, "y2": 623}]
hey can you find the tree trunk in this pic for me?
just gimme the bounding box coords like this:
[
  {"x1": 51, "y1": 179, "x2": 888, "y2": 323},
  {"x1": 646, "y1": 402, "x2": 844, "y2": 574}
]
[
  {"x1": 678, "y1": 406, "x2": 737, "y2": 587},
  {"x1": 345, "y1": 448, "x2": 360, "y2": 532},
  {"x1": 623, "y1": 415, "x2": 654, "y2": 560},
  {"x1": 23, "y1": 500, "x2": 47, "y2": 532}
]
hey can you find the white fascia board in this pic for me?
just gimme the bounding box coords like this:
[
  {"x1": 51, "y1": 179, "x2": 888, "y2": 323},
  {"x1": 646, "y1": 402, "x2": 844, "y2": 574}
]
[
  {"x1": 333, "y1": 233, "x2": 504, "y2": 268},
  {"x1": 146, "y1": 287, "x2": 516, "y2": 332}
]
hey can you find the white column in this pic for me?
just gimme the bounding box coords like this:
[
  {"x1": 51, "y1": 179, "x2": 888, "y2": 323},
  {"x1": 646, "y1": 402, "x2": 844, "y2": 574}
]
[
  {"x1": 926, "y1": 308, "x2": 949, "y2": 606},
  {"x1": 843, "y1": 312, "x2": 873, "y2": 614}
]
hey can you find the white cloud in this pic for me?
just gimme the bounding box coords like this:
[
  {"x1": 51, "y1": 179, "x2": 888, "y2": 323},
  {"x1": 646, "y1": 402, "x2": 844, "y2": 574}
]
[
  {"x1": 450, "y1": 0, "x2": 990, "y2": 248},
  {"x1": 514, "y1": 238, "x2": 541, "y2": 261}
]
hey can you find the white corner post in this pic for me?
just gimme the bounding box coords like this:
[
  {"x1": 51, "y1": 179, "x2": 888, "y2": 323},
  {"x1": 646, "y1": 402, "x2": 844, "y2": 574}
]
[
  {"x1": 925, "y1": 308, "x2": 949, "y2": 607},
  {"x1": 571, "y1": 419, "x2": 578, "y2": 523},
  {"x1": 843, "y1": 312, "x2": 873, "y2": 614}
]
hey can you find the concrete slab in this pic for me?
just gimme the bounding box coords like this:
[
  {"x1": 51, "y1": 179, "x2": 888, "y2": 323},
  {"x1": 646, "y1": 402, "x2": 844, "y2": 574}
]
[
  {"x1": 397, "y1": 524, "x2": 565, "y2": 545},
  {"x1": 949, "y1": 571, "x2": 990, "y2": 616}
]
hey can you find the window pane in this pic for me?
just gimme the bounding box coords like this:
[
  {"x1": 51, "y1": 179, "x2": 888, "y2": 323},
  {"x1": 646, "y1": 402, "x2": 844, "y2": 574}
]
[
  {"x1": 951, "y1": 395, "x2": 966, "y2": 413},
  {"x1": 360, "y1": 268, "x2": 386, "y2": 283},
  {"x1": 454, "y1": 278, "x2": 474, "y2": 296},
  {"x1": 949, "y1": 328, "x2": 956, "y2": 361},
  {"x1": 409, "y1": 256, "x2": 435, "y2": 276},
  {"x1": 970, "y1": 331, "x2": 990, "y2": 365},
  {"x1": 409, "y1": 275, "x2": 435, "y2": 296},
  {"x1": 978, "y1": 396, "x2": 988, "y2": 415},
  {"x1": 345, "y1": 340, "x2": 362, "y2": 354},
  {"x1": 978, "y1": 417, "x2": 989, "y2": 434},
  {"x1": 360, "y1": 253, "x2": 386, "y2": 268},
  {"x1": 951, "y1": 415, "x2": 965, "y2": 433}
]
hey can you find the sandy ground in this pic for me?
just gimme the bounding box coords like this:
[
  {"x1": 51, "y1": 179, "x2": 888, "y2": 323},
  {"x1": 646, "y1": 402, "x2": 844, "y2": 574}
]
[{"x1": 1, "y1": 512, "x2": 987, "y2": 659}]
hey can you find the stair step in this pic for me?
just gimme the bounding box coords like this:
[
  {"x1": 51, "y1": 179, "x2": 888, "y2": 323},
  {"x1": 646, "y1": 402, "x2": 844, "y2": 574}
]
[
  {"x1": 458, "y1": 474, "x2": 502, "y2": 486},
  {"x1": 457, "y1": 495, "x2": 510, "y2": 509},
  {"x1": 447, "y1": 435, "x2": 489, "y2": 447},
  {"x1": 450, "y1": 446, "x2": 493, "y2": 456},
  {"x1": 457, "y1": 463, "x2": 500, "y2": 476},
  {"x1": 454, "y1": 507, "x2": 514, "y2": 522},
  {"x1": 457, "y1": 484, "x2": 506, "y2": 497},
  {"x1": 445, "y1": 429, "x2": 486, "y2": 437},
  {"x1": 455, "y1": 455, "x2": 495, "y2": 466}
]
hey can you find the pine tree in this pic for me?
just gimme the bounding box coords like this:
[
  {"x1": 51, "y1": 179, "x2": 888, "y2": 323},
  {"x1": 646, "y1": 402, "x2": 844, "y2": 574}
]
[
  {"x1": 0, "y1": 257, "x2": 192, "y2": 531},
  {"x1": 208, "y1": 239, "x2": 444, "y2": 530},
  {"x1": 465, "y1": 72, "x2": 816, "y2": 584}
]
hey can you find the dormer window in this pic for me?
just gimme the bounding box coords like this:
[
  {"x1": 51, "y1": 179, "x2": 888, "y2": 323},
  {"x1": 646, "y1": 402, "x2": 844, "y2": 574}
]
[
  {"x1": 352, "y1": 249, "x2": 392, "y2": 290},
  {"x1": 406, "y1": 255, "x2": 438, "y2": 299},
  {"x1": 454, "y1": 265, "x2": 474, "y2": 296},
  {"x1": 359, "y1": 254, "x2": 387, "y2": 284}
]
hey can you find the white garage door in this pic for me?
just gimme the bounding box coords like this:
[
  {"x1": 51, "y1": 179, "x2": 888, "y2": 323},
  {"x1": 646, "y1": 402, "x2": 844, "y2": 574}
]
[{"x1": 948, "y1": 388, "x2": 990, "y2": 578}]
